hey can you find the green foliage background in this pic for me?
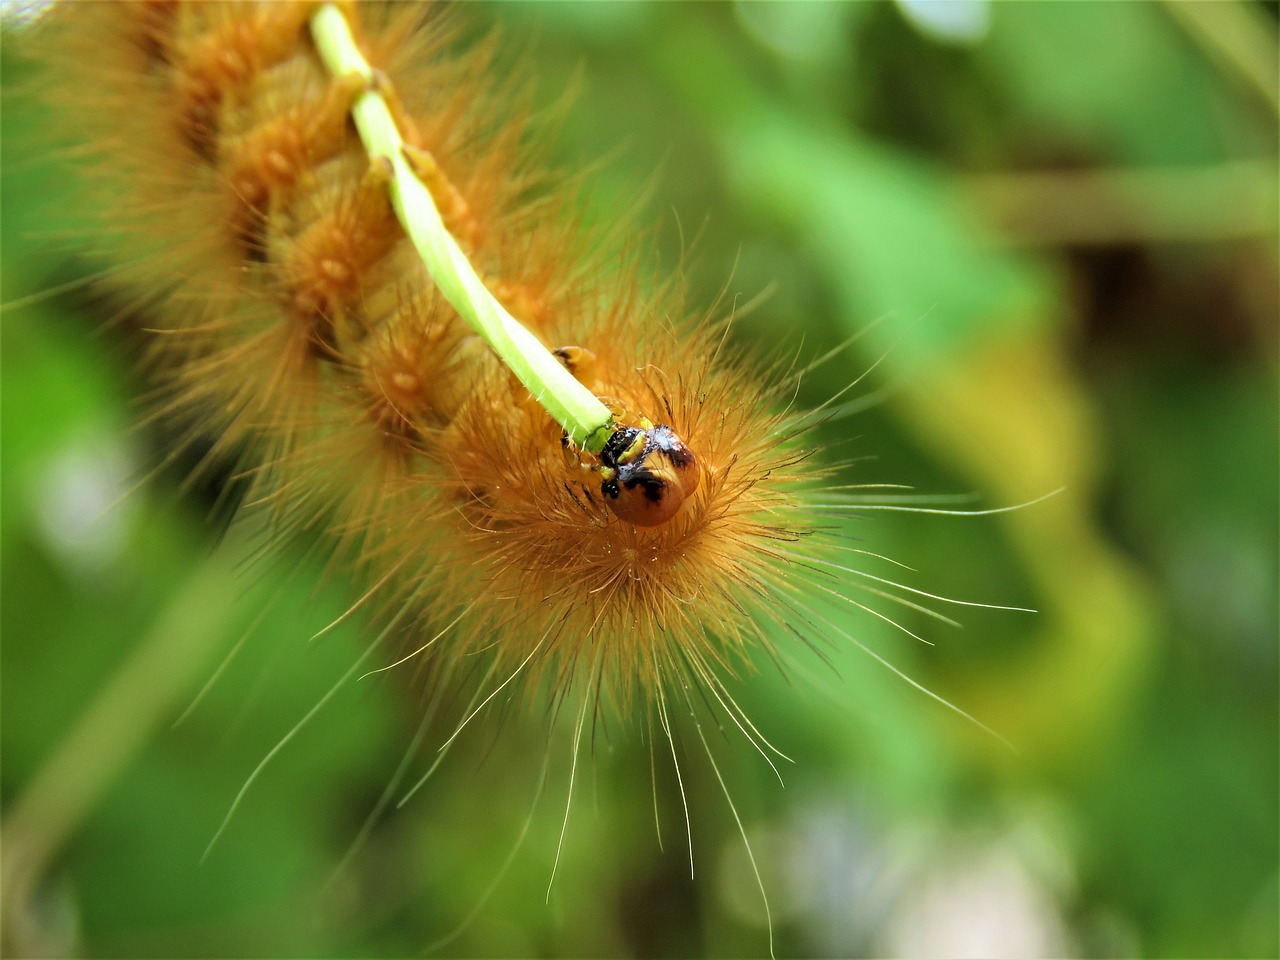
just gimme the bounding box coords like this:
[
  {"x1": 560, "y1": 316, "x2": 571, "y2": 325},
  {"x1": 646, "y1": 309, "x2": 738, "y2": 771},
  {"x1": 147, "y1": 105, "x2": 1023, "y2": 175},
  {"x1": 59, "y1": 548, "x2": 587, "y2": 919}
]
[{"x1": 2, "y1": 2, "x2": 1276, "y2": 957}]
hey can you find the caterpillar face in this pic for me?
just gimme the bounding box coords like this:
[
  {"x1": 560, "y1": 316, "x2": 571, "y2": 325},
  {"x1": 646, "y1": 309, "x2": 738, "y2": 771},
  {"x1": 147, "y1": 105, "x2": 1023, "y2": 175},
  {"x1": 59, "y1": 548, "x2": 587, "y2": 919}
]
[{"x1": 598, "y1": 423, "x2": 700, "y2": 526}]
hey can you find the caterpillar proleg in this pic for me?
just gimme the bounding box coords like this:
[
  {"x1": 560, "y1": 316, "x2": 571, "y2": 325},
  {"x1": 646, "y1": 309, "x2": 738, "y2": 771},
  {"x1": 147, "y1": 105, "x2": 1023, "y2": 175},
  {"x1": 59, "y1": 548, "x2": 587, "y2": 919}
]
[{"x1": 3, "y1": 1, "x2": 1044, "y2": 954}]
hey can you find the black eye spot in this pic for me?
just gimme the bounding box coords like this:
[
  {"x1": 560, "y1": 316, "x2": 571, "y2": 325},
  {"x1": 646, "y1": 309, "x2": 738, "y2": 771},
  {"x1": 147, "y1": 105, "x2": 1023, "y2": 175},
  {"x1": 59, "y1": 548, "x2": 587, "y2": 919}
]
[{"x1": 629, "y1": 476, "x2": 666, "y2": 503}]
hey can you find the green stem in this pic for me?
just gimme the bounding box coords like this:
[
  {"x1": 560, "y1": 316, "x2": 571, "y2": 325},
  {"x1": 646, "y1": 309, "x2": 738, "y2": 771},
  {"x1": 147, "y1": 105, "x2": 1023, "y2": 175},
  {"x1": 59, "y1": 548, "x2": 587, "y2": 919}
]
[
  {"x1": 1161, "y1": 0, "x2": 1279, "y2": 119},
  {"x1": 309, "y1": 4, "x2": 614, "y2": 453},
  {"x1": 0, "y1": 547, "x2": 243, "y2": 954}
]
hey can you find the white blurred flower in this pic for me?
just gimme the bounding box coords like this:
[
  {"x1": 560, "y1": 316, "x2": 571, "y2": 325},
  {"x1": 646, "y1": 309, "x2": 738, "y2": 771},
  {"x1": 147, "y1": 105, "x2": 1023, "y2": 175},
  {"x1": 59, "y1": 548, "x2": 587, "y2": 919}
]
[
  {"x1": 0, "y1": 0, "x2": 55, "y2": 28},
  {"x1": 879, "y1": 844, "x2": 1069, "y2": 959},
  {"x1": 34, "y1": 431, "x2": 136, "y2": 576},
  {"x1": 895, "y1": 0, "x2": 991, "y2": 46}
]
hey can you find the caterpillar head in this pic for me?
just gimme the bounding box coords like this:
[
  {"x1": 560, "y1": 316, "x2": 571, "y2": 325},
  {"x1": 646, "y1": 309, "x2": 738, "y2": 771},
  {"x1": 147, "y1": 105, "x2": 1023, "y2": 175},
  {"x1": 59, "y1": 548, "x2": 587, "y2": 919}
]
[{"x1": 597, "y1": 422, "x2": 700, "y2": 527}]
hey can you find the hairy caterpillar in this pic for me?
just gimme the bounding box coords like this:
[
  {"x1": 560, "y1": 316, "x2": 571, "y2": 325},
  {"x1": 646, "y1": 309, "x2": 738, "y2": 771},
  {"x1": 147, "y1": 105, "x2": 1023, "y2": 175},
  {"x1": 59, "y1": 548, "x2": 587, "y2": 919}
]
[
  {"x1": 2, "y1": 1, "x2": 1047, "y2": 954},
  {"x1": 30, "y1": 0, "x2": 845, "y2": 747}
]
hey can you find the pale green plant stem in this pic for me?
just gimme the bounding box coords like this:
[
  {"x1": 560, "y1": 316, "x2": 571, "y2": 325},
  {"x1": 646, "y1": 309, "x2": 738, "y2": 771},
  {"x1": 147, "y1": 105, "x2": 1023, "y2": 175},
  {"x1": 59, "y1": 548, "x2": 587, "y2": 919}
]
[
  {"x1": 1161, "y1": 0, "x2": 1279, "y2": 119},
  {"x1": 309, "y1": 4, "x2": 615, "y2": 453},
  {"x1": 0, "y1": 548, "x2": 243, "y2": 956}
]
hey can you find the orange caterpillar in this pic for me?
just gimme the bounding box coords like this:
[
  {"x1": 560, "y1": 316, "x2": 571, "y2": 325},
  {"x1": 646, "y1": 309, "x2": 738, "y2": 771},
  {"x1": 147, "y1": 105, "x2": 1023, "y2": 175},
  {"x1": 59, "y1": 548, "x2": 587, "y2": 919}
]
[{"x1": 38, "y1": 0, "x2": 823, "y2": 720}]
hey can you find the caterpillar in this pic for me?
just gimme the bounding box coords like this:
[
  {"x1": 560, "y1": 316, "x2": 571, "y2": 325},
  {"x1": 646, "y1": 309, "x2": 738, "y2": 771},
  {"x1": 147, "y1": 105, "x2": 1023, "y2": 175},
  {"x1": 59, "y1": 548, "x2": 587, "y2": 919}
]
[{"x1": 3, "y1": 2, "x2": 1040, "y2": 955}]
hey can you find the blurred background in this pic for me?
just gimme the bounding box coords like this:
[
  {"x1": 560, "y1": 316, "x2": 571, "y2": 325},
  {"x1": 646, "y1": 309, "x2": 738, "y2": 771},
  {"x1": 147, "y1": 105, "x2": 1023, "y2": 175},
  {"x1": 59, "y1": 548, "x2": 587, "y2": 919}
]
[{"x1": 2, "y1": 1, "x2": 1276, "y2": 956}]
